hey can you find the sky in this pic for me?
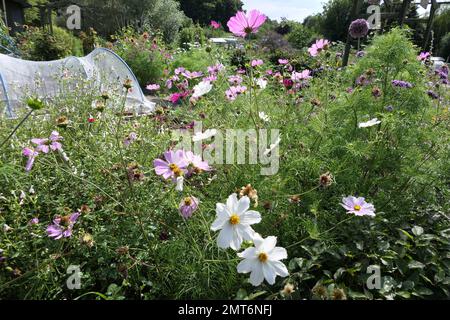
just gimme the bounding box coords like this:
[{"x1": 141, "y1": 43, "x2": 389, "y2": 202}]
[
  {"x1": 242, "y1": 0, "x2": 326, "y2": 23},
  {"x1": 242, "y1": 0, "x2": 431, "y2": 22}
]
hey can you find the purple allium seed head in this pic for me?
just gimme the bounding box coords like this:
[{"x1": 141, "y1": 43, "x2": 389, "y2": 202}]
[{"x1": 349, "y1": 19, "x2": 370, "y2": 39}]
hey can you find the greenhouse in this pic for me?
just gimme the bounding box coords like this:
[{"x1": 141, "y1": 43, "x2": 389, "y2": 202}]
[{"x1": 0, "y1": 48, "x2": 155, "y2": 117}]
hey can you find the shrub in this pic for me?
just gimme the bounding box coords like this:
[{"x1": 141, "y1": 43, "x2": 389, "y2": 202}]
[
  {"x1": 439, "y1": 32, "x2": 450, "y2": 61},
  {"x1": 111, "y1": 28, "x2": 169, "y2": 87},
  {"x1": 287, "y1": 24, "x2": 321, "y2": 50},
  {"x1": 177, "y1": 24, "x2": 207, "y2": 50},
  {"x1": 17, "y1": 26, "x2": 83, "y2": 61}
]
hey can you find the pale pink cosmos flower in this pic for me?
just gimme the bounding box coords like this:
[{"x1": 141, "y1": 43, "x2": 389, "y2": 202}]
[
  {"x1": 417, "y1": 52, "x2": 430, "y2": 61},
  {"x1": 210, "y1": 20, "x2": 221, "y2": 29},
  {"x1": 153, "y1": 150, "x2": 188, "y2": 180},
  {"x1": 308, "y1": 39, "x2": 330, "y2": 57},
  {"x1": 174, "y1": 67, "x2": 186, "y2": 75},
  {"x1": 228, "y1": 75, "x2": 243, "y2": 85},
  {"x1": 183, "y1": 150, "x2": 211, "y2": 173},
  {"x1": 182, "y1": 70, "x2": 203, "y2": 79},
  {"x1": 146, "y1": 84, "x2": 160, "y2": 91},
  {"x1": 278, "y1": 59, "x2": 289, "y2": 65},
  {"x1": 22, "y1": 147, "x2": 39, "y2": 172},
  {"x1": 179, "y1": 196, "x2": 200, "y2": 219},
  {"x1": 291, "y1": 70, "x2": 312, "y2": 82},
  {"x1": 123, "y1": 132, "x2": 138, "y2": 147},
  {"x1": 251, "y1": 59, "x2": 264, "y2": 67},
  {"x1": 46, "y1": 212, "x2": 81, "y2": 240},
  {"x1": 227, "y1": 10, "x2": 267, "y2": 38},
  {"x1": 341, "y1": 196, "x2": 376, "y2": 217}
]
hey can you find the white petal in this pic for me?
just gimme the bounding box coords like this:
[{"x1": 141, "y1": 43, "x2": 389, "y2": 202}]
[
  {"x1": 240, "y1": 210, "x2": 261, "y2": 225},
  {"x1": 236, "y1": 196, "x2": 250, "y2": 215},
  {"x1": 269, "y1": 260, "x2": 289, "y2": 277},
  {"x1": 261, "y1": 236, "x2": 277, "y2": 253},
  {"x1": 269, "y1": 247, "x2": 287, "y2": 261},
  {"x1": 262, "y1": 263, "x2": 277, "y2": 285},
  {"x1": 230, "y1": 226, "x2": 243, "y2": 250},
  {"x1": 238, "y1": 224, "x2": 256, "y2": 241},
  {"x1": 237, "y1": 258, "x2": 256, "y2": 273},
  {"x1": 211, "y1": 216, "x2": 227, "y2": 231},
  {"x1": 217, "y1": 224, "x2": 233, "y2": 248},
  {"x1": 226, "y1": 193, "x2": 239, "y2": 213},
  {"x1": 237, "y1": 247, "x2": 257, "y2": 259},
  {"x1": 216, "y1": 203, "x2": 231, "y2": 219},
  {"x1": 249, "y1": 263, "x2": 264, "y2": 286}
]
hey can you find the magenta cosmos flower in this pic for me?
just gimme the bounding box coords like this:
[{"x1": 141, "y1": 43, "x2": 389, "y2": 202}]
[
  {"x1": 210, "y1": 20, "x2": 221, "y2": 29},
  {"x1": 153, "y1": 150, "x2": 188, "y2": 180},
  {"x1": 46, "y1": 212, "x2": 81, "y2": 240},
  {"x1": 179, "y1": 196, "x2": 199, "y2": 219},
  {"x1": 308, "y1": 39, "x2": 330, "y2": 57},
  {"x1": 341, "y1": 196, "x2": 376, "y2": 217},
  {"x1": 417, "y1": 52, "x2": 430, "y2": 61},
  {"x1": 227, "y1": 10, "x2": 266, "y2": 38}
]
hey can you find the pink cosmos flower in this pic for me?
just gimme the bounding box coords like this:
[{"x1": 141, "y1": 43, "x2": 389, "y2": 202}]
[
  {"x1": 23, "y1": 147, "x2": 39, "y2": 172},
  {"x1": 46, "y1": 212, "x2": 80, "y2": 240},
  {"x1": 417, "y1": 52, "x2": 430, "y2": 61},
  {"x1": 278, "y1": 59, "x2": 289, "y2": 65},
  {"x1": 169, "y1": 92, "x2": 189, "y2": 104},
  {"x1": 308, "y1": 39, "x2": 330, "y2": 57},
  {"x1": 48, "y1": 131, "x2": 63, "y2": 152},
  {"x1": 210, "y1": 20, "x2": 221, "y2": 29},
  {"x1": 179, "y1": 196, "x2": 200, "y2": 219},
  {"x1": 153, "y1": 150, "x2": 188, "y2": 180},
  {"x1": 123, "y1": 132, "x2": 138, "y2": 147},
  {"x1": 182, "y1": 70, "x2": 203, "y2": 79},
  {"x1": 207, "y1": 63, "x2": 225, "y2": 75},
  {"x1": 291, "y1": 70, "x2": 312, "y2": 82},
  {"x1": 183, "y1": 151, "x2": 210, "y2": 173},
  {"x1": 174, "y1": 67, "x2": 186, "y2": 75},
  {"x1": 228, "y1": 75, "x2": 243, "y2": 85},
  {"x1": 146, "y1": 84, "x2": 160, "y2": 91},
  {"x1": 203, "y1": 75, "x2": 218, "y2": 83},
  {"x1": 251, "y1": 59, "x2": 264, "y2": 67},
  {"x1": 29, "y1": 217, "x2": 39, "y2": 225},
  {"x1": 227, "y1": 10, "x2": 267, "y2": 38},
  {"x1": 341, "y1": 196, "x2": 376, "y2": 217}
]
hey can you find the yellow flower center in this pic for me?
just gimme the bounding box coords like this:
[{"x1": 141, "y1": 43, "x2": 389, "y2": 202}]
[
  {"x1": 184, "y1": 198, "x2": 192, "y2": 206},
  {"x1": 258, "y1": 252, "x2": 268, "y2": 263},
  {"x1": 229, "y1": 214, "x2": 240, "y2": 225},
  {"x1": 169, "y1": 164, "x2": 183, "y2": 177},
  {"x1": 354, "y1": 205, "x2": 362, "y2": 211}
]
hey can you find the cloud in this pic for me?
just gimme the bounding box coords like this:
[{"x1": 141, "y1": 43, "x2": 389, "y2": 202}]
[{"x1": 242, "y1": 0, "x2": 325, "y2": 22}]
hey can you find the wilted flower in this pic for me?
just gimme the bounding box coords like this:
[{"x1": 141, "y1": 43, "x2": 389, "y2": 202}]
[
  {"x1": 123, "y1": 132, "x2": 138, "y2": 147},
  {"x1": 319, "y1": 172, "x2": 334, "y2": 187},
  {"x1": 358, "y1": 118, "x2": 381, "y2": 128},
  {"x1": 46, "y1": 212, "x2": 81, "y2": 240},
  {"x1": 308, "y1": 39, "x2": 329, "y2": 57},
  {"x1": 341, "y1": 196, "x2": 376, "y2": 217},
  {"x1": 372, "y1": 86, "x2": 382, "y2": 98},
  {"x1": 227, "y1": 10, "x2": 267, "y2": 38},
  {"x1": 179, "y1": 196, "x2": 199, "y2": 219},
  {"x1": 56, "y1": 116, "x2": 69, "y2": 128},
  {"x1": 127, "y1": 162, "x2": 145, "y2": 182},
  {"x1": 123, "y1": 79, "x2": 133, "y2": 90},
  {"x1": 81, "y1": 233, "x2": 95, "y2": 248},
  {"x1": 349, "y1": 19, "x2": 370, "y2": 38},
  {"x1": 332, "y1": 288, "x2": 347, "y2": 300},
  {"x1": 281, "y1": 283, "x2": 296, "y2": 296},
  {"x1": 239, "y1": 184, "x2": 259, "y2": 207},
  {"x1": 211, "y1": 193, "x2": 261, "y2": 250},
  {"x1": 312, "y1": 284, "x2": 328, "y2": 300},
  {"x1": 237, "y1": 234, "x2": 289, "y2": 286}
]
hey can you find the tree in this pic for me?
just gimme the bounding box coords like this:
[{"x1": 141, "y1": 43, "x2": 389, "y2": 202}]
[{"x1": 177, "y1": 0, "x2": 243, "y2": 26}]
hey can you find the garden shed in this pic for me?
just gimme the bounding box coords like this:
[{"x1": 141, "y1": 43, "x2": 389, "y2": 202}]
[{"x1": 1, "y1": 0, "x2": 30, "y2": 33}]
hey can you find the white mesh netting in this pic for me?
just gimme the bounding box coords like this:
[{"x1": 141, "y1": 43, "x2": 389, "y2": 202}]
[{"x1": 0, "y1": 48, "x2": 155, "y2": 118}]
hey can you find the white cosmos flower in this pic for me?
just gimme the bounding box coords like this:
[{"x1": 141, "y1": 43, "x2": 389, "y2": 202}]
[
  {"x1": 358, "y1": 118, "x2": 381, "y2": 128},
  {"x1": 258, "y1": 112, "x2": 270, "y2": 122},
  {"x1": 237, "y1": 234, "x2": 289, "y2": 286},
  {"x1": 192, "y1": 129, "x2": 217, "y2": 142},
  {"x1": 256, "y1": 78, "x2": 268, "y2": 89},
  {"x1": 263, "y1": 136, "x2": 281, "y2": 156},
  {"x1": 211, "y1": 194, "x2": 262, "y2": 250},
  {"x1": 192, "y1": 81, "x2": 213, "y2": 98}
]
